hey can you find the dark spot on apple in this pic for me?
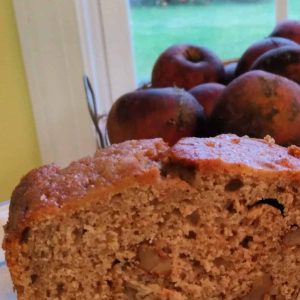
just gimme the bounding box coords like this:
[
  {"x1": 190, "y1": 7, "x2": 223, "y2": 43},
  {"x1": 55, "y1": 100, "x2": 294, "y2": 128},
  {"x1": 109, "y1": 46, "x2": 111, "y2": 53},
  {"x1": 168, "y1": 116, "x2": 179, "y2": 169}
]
[
  {"x1": 288, "y1": 98, "x2": 300, "y2": 122},
  {"x1": 258, "y1": 77, "x2": 278, "y2": 98},
  {"x1": 177, "y1": 110, "x2": 185, "y2": 131},
  {"x1": 265, "y1": 106, "x2": 279, "y2": 121}
]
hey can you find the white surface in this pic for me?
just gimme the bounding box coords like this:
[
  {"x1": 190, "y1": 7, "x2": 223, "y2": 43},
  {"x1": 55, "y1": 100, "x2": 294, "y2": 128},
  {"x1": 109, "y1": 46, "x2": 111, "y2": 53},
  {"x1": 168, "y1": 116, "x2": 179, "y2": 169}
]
[
  {"x1": 0, "y1": 203, "x2": 8, "y2": 262},
  {"x1": 0, "y1": 201, "x2": 16, "y2": 299},
  {"x1": 0, "y1": 266, "x2": 15, "y2": 300}
]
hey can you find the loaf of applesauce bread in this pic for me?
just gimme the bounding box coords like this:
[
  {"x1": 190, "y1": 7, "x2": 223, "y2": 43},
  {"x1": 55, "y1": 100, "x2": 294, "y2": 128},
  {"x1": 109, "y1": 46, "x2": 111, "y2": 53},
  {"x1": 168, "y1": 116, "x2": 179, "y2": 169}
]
[{"x1": 3, "y1": 134, "x2": 300, "y2": 299}]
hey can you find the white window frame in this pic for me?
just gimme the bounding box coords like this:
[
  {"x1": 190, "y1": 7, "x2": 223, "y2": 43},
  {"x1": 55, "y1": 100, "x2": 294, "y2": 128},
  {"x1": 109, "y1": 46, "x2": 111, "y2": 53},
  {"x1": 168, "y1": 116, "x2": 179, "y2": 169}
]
[
  {"x1": 13, "y1": 0, "x2": 287, "y2": 166},
  {"x1": 13, "y1": 0, "x2": 136, "y2": 166},
  {"x1": 75, "y1": 0, "x2": 136, "y2": 114}
]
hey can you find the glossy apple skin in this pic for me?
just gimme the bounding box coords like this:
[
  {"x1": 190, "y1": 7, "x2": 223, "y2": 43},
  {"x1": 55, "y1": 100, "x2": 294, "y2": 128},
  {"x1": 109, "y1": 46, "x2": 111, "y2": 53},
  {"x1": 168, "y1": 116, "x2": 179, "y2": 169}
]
[
  {"x1": 189, "y1": 83, "x2": 225, "y2": 118},
  {"x1": 107, "y1": 87, "x2": 206, "y2": 145},
  {"x1": 251, "y1": 45, "x2": 300, "y2": 84},
  {"x1": 223, "y1": 61, "x2": 238, "y2": 85},
  {"x1": 235, "y1": 37, "x2": 298, "y2": 76},
  {"x1": 151, "y1": 44, "x2": 225, "y2": 90},
  {"x1": 270, "y1": 19, "x2": 300, "y2": 44},
  {"x1": 209, "y1": 70, "x2": 300, "y2": 146}
]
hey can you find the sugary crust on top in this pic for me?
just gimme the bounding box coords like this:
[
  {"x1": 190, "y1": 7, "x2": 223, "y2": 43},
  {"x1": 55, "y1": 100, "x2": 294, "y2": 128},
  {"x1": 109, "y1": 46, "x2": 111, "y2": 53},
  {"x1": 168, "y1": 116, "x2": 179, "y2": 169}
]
[
  {"x1": 4, "y1": 134, "x2": 300, "y2": 247},
  {"x1": 4, "y1": 139, "x2": 167, "y2": 243},
  {"x1": 167, "y1": 134, "x2": 300, "y2": 172}
]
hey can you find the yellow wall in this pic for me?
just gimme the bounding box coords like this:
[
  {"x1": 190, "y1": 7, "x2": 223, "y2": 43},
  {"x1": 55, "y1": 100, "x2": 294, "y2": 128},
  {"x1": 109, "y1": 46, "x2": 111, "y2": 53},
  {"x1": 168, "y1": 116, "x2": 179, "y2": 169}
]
[{"x1": 0, "y1": 0, "x2": 41, "y2": 201}]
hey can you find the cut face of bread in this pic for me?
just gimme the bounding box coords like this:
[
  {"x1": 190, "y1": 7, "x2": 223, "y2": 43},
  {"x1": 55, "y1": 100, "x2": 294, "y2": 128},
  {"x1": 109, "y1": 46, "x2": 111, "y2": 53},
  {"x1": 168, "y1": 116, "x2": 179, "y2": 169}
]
[{"x1": 3, "y1": 135, "x2": 300, "y2": 299}]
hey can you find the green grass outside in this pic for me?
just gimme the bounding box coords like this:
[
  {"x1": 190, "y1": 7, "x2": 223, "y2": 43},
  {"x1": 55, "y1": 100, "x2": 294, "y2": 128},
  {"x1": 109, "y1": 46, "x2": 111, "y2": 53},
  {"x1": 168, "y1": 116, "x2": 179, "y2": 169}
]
[{"x1": 130, "y1": 0, "x2": 300, "y2": 84}]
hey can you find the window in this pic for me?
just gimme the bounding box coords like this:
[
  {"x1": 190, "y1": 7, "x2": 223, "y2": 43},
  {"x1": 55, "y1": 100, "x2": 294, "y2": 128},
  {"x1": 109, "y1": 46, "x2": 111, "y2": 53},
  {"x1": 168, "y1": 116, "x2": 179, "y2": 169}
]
[
  {"x1": 289, "y1": 0, "x2": 300, "y2": 18},
  {"x1": 129, "y1": 0, "x2": 289, "y2": 84}
]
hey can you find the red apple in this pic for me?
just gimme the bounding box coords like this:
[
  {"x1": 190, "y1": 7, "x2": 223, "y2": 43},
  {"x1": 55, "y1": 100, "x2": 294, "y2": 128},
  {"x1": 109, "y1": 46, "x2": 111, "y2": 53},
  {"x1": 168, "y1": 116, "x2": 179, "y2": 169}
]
[
  {"x1": 107, "y1": 87, "x2": 206, "y2": 145},
  {"x1": 151, "y1": 44, "x2": 225, "y2": 90},
  {"x1": 251, "y1": 45, "x2": 300, "y2": 84},
  {"x1": 209, "y1": 70, "x2": 300, "y2": 146},
  {"x1": 189, "y1": 83, "x2": 225, "y2": 118},
  {"x1": 270, "y1": 19, "x2": 300, "y2": 44},
  {"x1": 223, "y1": 61, "x2": 238, "y2": 85},
  {"x1": 235, "y1": 37, "x2": 297, "y2": 76}
]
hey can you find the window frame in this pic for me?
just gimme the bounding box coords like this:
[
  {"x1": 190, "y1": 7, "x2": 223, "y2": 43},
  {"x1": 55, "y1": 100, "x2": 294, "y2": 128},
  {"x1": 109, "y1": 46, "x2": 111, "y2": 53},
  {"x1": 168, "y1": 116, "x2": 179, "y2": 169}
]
[
  {"x1": 276, "y1": 0, "x2": 288, "y2": 21},
  {"x1": 13, "y1": 0, "x2": 135, "y2": 166},
  {"x1": 75, "y1": 0, "x2": 136, "y2": 115},
  {"x1": 13, "y1": 0, "x2": 287, "y2": 165}
]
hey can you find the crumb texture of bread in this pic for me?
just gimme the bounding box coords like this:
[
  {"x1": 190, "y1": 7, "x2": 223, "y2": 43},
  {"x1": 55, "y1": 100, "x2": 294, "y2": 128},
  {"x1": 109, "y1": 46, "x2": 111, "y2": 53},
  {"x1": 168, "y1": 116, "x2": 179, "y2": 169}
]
[{"x1": 3, "y1": 135, "x2": 300, "y2": 300}]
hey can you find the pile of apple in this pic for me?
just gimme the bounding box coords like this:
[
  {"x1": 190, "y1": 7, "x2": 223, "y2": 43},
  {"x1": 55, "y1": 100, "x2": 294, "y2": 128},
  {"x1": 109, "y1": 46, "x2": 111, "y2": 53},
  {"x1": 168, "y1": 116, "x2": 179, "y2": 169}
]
[{"x1": 107, "y1": 19, "x2": 300, "y2": 147}]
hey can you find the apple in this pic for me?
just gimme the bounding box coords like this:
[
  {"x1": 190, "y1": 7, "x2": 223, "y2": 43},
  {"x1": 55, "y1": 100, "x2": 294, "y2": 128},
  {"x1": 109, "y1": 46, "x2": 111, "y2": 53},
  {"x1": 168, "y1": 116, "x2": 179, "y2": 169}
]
[
  {"x1": 223, "y1": 61, "x2": 238, "y2": 84},
  {"x1": 151, "y1": 44, "x2": 225, "y2": 90},
  {"x1": 235, "y1": 37, "x2": 298, "y2": 76},
  {"x1": 270, "y1": 19, "x2": 300, "y2": 44},
  {"x1": 107, "y1": 87, "x2": 206, "y2": 145},
  {"x1": 209, "y1": 70, "x2": 300, "y2": 146},
  {"x1": 189, "y1": 83, "x2": 225, "y2": 118},
  {"x1": 251, "y1": 45, "x2": 300, "y2": 84}
]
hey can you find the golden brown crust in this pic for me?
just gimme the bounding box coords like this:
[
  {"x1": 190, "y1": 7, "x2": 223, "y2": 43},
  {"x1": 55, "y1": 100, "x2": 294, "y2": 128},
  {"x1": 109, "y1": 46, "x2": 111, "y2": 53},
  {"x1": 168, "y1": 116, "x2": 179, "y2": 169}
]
[
  {"x1": 3, "y1": 138, "x2": 168, "y2": 246},
  {"x1": 5, "y1": 134, "x2": 300, "y2": 245},
  {"x1": 5, "y1": 134, "x2": 300, "y2": 246}
]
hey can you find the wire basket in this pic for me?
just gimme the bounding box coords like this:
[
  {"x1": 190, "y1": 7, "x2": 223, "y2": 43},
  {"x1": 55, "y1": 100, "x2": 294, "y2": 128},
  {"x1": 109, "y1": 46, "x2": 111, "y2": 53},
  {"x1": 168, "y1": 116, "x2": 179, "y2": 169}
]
[{"x1": 83, "y1": 75, "x2": 110, "y2": 149}]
